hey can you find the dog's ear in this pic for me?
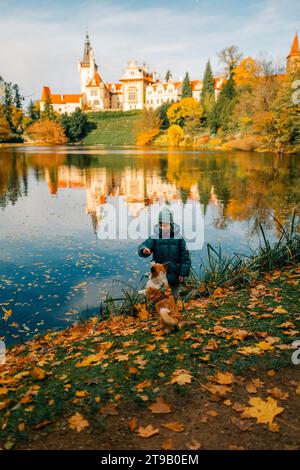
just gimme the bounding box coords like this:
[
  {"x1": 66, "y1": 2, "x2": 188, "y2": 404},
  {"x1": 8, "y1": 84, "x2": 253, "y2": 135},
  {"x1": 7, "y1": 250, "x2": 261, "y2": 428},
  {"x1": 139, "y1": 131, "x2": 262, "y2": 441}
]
[
  {"x1": 151, "y1": 263, "x2": 157, "y2": 274},
  {"x1": 162, "y1": 262, "x2": 170, "y2": 272}
]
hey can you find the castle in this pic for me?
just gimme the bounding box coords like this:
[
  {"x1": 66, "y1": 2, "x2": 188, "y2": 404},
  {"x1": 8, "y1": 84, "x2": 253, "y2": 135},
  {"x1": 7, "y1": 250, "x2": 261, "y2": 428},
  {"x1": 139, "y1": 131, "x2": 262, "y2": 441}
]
[
  {"x1": 40, "y1": 32, "x2": 299, "y2": 115},
  {"x1": 40, "y1": 33, "x2": 223, "y2": 114}
]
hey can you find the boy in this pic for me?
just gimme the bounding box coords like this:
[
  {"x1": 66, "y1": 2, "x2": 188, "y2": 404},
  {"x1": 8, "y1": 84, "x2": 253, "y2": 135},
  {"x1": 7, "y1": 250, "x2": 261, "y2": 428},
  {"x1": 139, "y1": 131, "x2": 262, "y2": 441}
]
[{"x1": 138, "y1": 207, "x2": 191, "y2": 298}]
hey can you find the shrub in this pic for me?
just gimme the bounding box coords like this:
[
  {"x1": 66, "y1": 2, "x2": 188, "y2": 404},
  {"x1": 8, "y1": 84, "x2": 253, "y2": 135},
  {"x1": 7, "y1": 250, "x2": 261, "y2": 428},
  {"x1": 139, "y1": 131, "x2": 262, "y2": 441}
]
[{"x1": 26, "y1": 119, "x2": 67, "y2": 145}]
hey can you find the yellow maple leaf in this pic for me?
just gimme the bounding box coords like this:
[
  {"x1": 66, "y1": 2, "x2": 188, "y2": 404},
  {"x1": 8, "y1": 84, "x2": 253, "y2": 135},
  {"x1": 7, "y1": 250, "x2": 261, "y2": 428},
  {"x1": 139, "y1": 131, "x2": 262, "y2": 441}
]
[
  {"x1": 214, "y1": 371, "x2": 234, "y2": 385},
  {"x1": 241, "y1": 397, "x2": 284, "y2": 424},
  {"x1": 170, "y1": 369, "x2": 192, "y2": 385},
  {"x1": 273, "y1": 306, "x2": 288, "y2": 314},
  {"x1": 68, "y1": 412, "x2": 89, "y2": 432},
  {"x1": 2, "y1": 307, "x2": 12, "y2": 321}
]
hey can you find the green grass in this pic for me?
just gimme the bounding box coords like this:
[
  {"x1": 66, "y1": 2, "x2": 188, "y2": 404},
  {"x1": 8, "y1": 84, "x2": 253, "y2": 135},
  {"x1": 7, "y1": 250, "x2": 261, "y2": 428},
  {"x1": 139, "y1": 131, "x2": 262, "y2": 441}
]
[
  {"x1": 1, "y1": 262, "x2": 299, "y2": 448},
  {"x1": 82, "y1": 111, "x2": 141, "y2": 145}
]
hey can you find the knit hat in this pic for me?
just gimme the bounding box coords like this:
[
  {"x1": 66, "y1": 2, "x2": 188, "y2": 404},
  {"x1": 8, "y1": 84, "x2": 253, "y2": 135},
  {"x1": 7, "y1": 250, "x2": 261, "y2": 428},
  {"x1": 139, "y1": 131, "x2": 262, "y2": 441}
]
[{"x1": 158, "y1": 207, "x2": 174, "y2": 224}]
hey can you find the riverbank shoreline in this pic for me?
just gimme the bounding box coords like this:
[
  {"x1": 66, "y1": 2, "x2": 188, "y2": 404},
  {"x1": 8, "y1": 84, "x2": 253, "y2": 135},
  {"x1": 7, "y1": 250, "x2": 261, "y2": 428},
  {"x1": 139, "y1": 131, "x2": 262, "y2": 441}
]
[
  {"x1": 1, "y1": 141, "x2": 300, "y2": 155},
  {"x1": 1, "y1": 261, "x2": 299, "y2": 450}
]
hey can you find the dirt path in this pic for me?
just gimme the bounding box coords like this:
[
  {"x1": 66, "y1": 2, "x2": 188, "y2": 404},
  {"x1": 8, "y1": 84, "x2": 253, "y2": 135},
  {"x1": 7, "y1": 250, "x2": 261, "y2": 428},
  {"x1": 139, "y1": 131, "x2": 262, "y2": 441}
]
[{"x1": 18, "y1": 366, "x2": 300, "y2": 450}]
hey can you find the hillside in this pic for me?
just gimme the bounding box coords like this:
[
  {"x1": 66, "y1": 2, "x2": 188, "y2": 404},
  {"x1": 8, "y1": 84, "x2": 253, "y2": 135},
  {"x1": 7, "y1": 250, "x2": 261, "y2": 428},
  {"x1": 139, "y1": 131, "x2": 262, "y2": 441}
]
[{"x1": 82, "y1": 111, "x2": 141, "y2": 146}]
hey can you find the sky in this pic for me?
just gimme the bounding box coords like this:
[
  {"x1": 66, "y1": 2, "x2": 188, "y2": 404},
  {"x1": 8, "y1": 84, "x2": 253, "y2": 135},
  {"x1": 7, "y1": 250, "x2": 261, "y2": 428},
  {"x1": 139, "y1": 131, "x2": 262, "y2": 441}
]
[{"x1": 0, "y1": 0, "x2": 299, "y2": 103}]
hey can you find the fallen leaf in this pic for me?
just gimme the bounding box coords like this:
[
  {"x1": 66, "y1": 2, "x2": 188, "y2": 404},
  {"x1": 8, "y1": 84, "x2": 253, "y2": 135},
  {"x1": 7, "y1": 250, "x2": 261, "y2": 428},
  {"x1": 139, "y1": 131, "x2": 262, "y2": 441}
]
[
  {"x1": 128, "y1": 417, "x2": 137, "y2": 432},
  {"x1": 161, "y1": 438, "x2": 173, "y2": 450},
  {"x1": 186, "y1": 439, "x2": 202, "y2": 450},
  {"x1": 162, "y1": 421, "x2": 185, "y2": 432},
  {"x1": 170, "y1": 369, "x2": 192, "y2": 385},
  {"x1": 148, "y1": 397, "x2": 171, "y2": 414},
  {"x1": 68, "y1": 412, "x2": 89, "y2": 432},
  {"x1": 137, "y1": 424, "x2": 159, "y2": 438},
  {"x1": 241, "y1": 397, "x2": 284, "y2": 424}
]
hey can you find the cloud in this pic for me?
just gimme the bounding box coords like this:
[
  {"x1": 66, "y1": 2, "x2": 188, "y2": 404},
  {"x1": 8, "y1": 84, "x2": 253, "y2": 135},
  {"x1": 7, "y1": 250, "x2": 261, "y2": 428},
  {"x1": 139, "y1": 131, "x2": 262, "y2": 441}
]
[{"x1": 0, "y1": 0, "x2": 298, "y2": 103}]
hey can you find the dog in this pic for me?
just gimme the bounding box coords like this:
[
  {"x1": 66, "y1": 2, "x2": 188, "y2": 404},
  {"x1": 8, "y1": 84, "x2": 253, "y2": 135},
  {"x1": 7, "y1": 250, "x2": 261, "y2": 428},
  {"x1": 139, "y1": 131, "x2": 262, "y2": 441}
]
[{"x1": 139, "y1": 262, "x2": 184, "y2": 333}]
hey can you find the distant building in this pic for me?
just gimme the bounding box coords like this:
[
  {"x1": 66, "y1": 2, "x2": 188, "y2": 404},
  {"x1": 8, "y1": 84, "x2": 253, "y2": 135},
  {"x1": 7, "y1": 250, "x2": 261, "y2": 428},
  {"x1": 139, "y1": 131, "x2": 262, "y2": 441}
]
[
  {"x1": 40, "y1": 32, "x2": 298, "y2": 115},
  {"x1": 287, "y1": 32, "x2": 300, "y2": 74}
]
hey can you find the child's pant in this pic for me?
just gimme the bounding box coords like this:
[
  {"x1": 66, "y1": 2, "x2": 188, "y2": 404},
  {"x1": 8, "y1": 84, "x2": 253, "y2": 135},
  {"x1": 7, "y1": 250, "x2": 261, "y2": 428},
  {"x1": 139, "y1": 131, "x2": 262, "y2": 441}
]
[{"x1": 171, "y1": 285, "x2": 180, "y2": 299}]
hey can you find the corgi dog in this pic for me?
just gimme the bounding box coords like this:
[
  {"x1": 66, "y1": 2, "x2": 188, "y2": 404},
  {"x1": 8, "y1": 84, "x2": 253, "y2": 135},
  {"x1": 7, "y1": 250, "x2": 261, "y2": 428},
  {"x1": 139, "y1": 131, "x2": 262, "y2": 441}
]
[{"x1": 139, "y1": 262, "x2": 184, "y2": 333}]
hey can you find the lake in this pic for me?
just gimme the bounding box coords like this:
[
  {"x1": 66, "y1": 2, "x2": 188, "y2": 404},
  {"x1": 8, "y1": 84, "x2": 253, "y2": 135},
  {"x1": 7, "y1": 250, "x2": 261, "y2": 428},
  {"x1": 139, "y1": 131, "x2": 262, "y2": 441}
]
[{"x1": 0, "y1": 146, "x2": 299, "y2": 344}]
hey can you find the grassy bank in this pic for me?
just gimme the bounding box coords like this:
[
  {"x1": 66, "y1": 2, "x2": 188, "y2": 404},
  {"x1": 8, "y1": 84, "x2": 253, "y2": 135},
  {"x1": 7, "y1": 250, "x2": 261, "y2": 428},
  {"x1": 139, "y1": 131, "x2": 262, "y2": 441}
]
[
  {"x1": 0, "y1": 262, "x2": 299, "y2": 449},
  {"x1": 81, "y1": 111, "x2": 141, "y2": 146}
]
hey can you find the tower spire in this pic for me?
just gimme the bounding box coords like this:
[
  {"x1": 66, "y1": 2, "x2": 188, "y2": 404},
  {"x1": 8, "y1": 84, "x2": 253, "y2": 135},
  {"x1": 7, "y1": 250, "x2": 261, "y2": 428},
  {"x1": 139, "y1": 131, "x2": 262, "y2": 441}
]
[
  {"x1": 287, "y1": 32, "x2": 300, "y2": 73},
  {"x1": 82, "y1": 30, "x2": 91, "y2": 64},
  {"x1": 289, "y1": 32, "x2": 299, "y2": 55}
]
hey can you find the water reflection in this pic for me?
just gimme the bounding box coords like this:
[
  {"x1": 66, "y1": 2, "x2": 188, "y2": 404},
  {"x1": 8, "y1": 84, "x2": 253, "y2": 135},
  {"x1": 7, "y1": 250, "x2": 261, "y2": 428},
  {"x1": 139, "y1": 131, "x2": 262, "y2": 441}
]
[{"x1": 0, "y1": 147, "x2": 299, "y2": 343}]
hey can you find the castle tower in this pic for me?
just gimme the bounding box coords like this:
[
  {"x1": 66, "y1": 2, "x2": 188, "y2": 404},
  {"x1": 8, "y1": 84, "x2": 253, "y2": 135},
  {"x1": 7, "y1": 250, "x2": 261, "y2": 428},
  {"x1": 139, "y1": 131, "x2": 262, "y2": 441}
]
[
  {"x1": 77, "y1": 32, "x2": 97, "y2": 93},
  {"x1": 287, "y1": 32, "x2": 300, "y2": 73}
]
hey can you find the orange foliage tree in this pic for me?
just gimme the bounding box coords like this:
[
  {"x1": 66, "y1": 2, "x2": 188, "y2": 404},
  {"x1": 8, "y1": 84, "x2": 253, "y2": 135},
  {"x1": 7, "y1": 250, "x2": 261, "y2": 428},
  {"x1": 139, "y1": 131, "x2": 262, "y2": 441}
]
[
  {"x1": 26, "y1": 119, "x2": 68, "y2": 145},
  {"x1": 232, "y1": 57, "x2": 261, "y2": 88},
  {"x1": 0, "y1": 114, "x2": 11, "y2": 142}
]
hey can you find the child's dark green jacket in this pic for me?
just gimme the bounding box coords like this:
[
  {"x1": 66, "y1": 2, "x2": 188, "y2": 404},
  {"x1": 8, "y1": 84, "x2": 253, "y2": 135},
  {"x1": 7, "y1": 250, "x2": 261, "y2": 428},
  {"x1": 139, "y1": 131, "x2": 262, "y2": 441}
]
[{"x1": 138, "y1": 223, "x2": 191, "y2": 286}]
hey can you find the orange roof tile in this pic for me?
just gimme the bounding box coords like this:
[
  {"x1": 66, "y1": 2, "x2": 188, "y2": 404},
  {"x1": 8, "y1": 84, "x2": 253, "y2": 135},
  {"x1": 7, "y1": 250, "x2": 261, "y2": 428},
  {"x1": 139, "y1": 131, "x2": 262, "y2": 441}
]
[
  {"x1": 86, "y1": 72, "x2": 103, "y2": 87},
  {"x1": 50, "y1": 94, "x2": 84, "y2": 104}
]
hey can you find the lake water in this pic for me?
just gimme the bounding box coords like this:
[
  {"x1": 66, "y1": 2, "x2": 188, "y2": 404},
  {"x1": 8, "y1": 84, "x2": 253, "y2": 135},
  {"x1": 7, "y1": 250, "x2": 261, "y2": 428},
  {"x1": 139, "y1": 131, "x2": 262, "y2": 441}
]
[{"x1": 0, "y1": 146, "x2": 299, "y2": 344}]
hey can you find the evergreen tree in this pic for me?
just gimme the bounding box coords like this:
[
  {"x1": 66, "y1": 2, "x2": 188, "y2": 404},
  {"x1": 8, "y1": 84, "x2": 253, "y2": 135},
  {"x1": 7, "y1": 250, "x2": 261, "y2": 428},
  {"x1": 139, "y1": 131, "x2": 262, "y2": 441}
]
[
  {"x1": 13, "y1": 84, "x2": 23, "y2": 109},
  {"x1": 165, "y1": 70, "x2": 172, "y2": 82},
  {"x1": 3, "y1": 81, "x2": 13, "y2": 129},
  {"x1": 157, "y1": 101, "x2": 174, "y2": 129},
  {"x1": 210, "y1": 67, "x2": 237, "y2": 133},
  {"x1": 182, "y1": 72, "x2": 192, "y2": 98},
  {"x1": 201, "y1": 60, "x2": 215, "y2": 127},
  {"x1": 27, "y1": 100, "x2": 40, "y2": 123},
  {"x1": 201, "y1": 60, "x2": 214, "y2": 101},
  {"x1": 60, "y1": 108, "x2": 91, "y2": 142},
  {"x1": 42, "y1": 95, "x2": 56, "y2": 120}
]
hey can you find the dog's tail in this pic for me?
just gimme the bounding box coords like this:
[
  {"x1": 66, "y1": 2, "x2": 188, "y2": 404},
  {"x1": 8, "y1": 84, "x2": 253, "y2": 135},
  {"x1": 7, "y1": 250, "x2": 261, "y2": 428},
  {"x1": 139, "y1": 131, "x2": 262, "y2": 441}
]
[{"x1": 159, "y1": 308, "x2": 178, "y2": 327}]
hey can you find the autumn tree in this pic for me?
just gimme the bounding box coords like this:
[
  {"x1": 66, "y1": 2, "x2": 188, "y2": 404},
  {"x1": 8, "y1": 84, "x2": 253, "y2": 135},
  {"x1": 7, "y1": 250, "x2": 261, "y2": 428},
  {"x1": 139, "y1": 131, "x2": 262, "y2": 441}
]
[
  {"x1": 182, "y1": 72, "x2": 192, "y2": 98},
  {"x1": 218, "y1": 45, "x2": 243, "y2": 75},
  {"x1": 26, "y1": 119, "x2": 67, "y2": 145},
  {"x1": 167, "y1": 97, "x2": 203, "y2": 127},
  {"x1": 136, "y1": 108, "x2": 162, "y2": 145},
  {"x1": 167, "y1": 124, "x2": 184, "y2": 146},
  {"x1": 232, "y1": 57, "x2": 261, "y2": 88},
  {"x1": 0, "y1": 112, "x2": 11, "y2": 142}
]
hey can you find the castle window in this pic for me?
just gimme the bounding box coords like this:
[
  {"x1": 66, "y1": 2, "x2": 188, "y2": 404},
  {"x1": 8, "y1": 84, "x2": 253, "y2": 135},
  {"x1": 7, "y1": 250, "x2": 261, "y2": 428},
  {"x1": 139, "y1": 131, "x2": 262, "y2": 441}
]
[
  {"x1": 128, "y1": 86, "x2": 137, "y2": 102},
  {"x1": 90, "y1": 89, "x2": 98, "y2": 96}
]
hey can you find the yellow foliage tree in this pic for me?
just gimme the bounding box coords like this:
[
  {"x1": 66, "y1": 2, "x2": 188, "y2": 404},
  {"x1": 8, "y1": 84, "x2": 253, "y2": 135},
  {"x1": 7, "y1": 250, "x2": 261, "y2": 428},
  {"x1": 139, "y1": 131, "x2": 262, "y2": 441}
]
[
  {"x1": 167, "y1": 125, "x2": 184, "y2": 146},
  {"x1": 26, "y1": 119, "x2": 68, "y2": 145},
  {"x1": 232, "y1": 57, "x2": 261, "y2": 88},
  {"x1": 167, "y1": 97, "x2": 203, "y2": 127}
]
